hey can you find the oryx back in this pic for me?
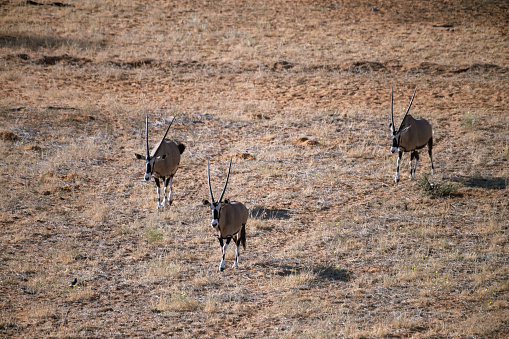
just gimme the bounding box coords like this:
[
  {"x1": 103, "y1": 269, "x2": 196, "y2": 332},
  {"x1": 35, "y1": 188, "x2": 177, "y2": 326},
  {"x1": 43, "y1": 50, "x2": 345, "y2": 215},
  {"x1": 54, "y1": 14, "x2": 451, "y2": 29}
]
[
  {"x1": 400, "y1": 115, "x2": 433, "y2": 151},
  {"x1": 151, "y1": 140, "x2": 181, "y2": 179},
  {"x1": 219, "y1": 202, "x2": 248, "y2": 237}
]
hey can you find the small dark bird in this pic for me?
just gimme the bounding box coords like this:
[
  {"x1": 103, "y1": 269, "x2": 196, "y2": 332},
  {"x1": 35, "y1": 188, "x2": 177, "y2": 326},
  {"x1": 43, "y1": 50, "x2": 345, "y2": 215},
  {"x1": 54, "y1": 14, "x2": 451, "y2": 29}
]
[{"x1": 69, "y1": 278, "x2": 77, "y2": 287}]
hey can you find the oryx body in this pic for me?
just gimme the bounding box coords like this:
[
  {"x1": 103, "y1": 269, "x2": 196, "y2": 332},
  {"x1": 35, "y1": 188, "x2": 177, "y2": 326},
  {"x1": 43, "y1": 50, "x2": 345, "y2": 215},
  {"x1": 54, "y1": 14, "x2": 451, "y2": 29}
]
[
  {"x1": 390, "y1": 87, "x2": 434, "y2": 183},
  {"x1": 204, "y1": 158, "x2": 248, "y2": 271},
  {"x1": 135, "y1": 115, "x2": 185, "y2": 208}
]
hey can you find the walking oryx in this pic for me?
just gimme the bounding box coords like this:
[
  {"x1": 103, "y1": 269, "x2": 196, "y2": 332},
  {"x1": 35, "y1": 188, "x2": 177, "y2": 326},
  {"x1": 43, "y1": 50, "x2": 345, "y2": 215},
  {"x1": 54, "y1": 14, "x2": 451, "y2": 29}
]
[
  {"x1": 135, "y1": 115, "x2": 185, "y2": 209},
  {"x1": 389, "y1": 87, "x2": 434, "y2": 183},
  {"x1": 204, "y1": 158, "x2": 248, "y2": 271}
]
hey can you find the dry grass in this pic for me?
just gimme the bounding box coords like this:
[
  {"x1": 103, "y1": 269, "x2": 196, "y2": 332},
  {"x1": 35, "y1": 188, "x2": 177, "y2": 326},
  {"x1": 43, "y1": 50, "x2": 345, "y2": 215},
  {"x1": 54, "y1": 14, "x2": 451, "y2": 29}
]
[{"x1": 0, "y1": 0, "x2": 508, "y2": 337}]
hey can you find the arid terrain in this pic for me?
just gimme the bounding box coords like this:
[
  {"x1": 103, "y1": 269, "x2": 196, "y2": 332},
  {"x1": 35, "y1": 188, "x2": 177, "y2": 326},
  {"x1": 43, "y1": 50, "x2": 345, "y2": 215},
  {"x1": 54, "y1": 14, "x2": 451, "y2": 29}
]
[{"x1": 1, "y1": 0, "x2": 508, "y2": 337}]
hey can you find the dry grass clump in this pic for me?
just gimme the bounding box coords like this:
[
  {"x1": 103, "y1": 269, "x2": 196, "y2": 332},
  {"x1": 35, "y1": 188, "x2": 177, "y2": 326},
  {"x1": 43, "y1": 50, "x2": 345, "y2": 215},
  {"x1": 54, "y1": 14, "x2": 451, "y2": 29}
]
[
  {"x1": 418, "y1": 174, "x2": 459, "y2": 198},
  {"x1": 274, "y1": 269, "x2": 317, "y2": 290},
  {"x1": 154, "y1": 291, "x2": 199, "y2": 313},
  {"x1": 146, "y1": 256, "x2": 183, "y2": 279}
]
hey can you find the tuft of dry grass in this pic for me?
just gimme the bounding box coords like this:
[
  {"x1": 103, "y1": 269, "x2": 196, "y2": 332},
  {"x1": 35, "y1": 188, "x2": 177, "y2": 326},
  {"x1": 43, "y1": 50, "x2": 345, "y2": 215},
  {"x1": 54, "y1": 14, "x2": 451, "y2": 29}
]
[{"x1": 154, "y1": 291, "x2": 199, "y2": 313}]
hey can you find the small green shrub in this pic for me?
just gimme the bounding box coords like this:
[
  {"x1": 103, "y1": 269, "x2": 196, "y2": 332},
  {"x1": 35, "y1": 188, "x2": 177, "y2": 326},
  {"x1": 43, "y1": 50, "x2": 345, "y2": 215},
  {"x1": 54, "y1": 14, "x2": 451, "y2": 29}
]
[
  {"x1": 418, "y1": 175, "x2": 460, "y2": 198},
  {"x1": 462, "y1": 111, "x2": 478, "y2": 129},
  {"x1": 144, "y1": 226, "x2": 164, "y2": 242}
]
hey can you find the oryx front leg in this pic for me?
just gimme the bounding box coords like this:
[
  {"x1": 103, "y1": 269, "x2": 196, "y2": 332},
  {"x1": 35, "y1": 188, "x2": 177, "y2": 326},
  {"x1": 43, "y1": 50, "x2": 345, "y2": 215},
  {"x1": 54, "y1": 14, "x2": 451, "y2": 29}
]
[
  {"x1": 162, "y1": 177, "x2": 173, "y2": 207},
  {"x1": 219, "y1": 236, "x2": 232, "y2": 271},
  {"x1": 155, "y1": 178, "x2": 162, "y2": 209},
  {"x1": 395, "y1": 150, "x2": 402, "y2": 183}
]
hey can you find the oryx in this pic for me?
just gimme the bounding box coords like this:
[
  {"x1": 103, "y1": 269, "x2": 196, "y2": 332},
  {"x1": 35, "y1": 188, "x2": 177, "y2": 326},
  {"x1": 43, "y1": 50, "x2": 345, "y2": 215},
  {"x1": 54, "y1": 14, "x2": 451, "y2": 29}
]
[
  {"x1": 135, "y1": 114, "x2": 185, "y2": 208},
  {"x1": 203, "y1": 158, "x2": 248, "y2": 271},
  {"x1": 390, "y1": 87, "x2": 434, "y2": 183}
]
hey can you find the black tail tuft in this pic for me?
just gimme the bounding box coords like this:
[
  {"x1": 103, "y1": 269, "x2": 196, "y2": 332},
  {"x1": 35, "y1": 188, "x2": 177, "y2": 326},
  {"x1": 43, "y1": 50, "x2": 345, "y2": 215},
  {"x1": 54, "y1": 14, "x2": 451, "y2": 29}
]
[
  {"x1": 177, "y1": 143, "x2": 186, "y2": 154},
  {"x1": 240, "y1": 223, "x2": 246, "y2": 250}
]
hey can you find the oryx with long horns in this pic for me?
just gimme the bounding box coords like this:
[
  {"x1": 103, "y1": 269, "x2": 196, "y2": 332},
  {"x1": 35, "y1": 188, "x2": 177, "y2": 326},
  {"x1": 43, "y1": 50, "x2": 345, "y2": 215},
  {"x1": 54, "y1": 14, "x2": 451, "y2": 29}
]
[
  {"x1": 135, "y1": 115, "x2": 185, "y2": 208},
  {"x1": 204, "y1": 158, "x2": 248, "y2": 271},
  {"x1": 390, "y1": 87, "x2": 434, "y2": 183}
]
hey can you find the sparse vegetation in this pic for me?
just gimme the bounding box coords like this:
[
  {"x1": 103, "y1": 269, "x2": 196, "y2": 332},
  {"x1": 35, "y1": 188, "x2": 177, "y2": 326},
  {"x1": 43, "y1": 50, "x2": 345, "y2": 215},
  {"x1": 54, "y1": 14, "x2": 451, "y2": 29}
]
[
  {"x1": 418, "y1": 174, "x2": 460, "y2": 198},
  {"x1": 0, "y1": 0, "x2": 508, "y2": 338},
  {"x1": 463, "y1": 111, "x2": 479, "y2": 129}
]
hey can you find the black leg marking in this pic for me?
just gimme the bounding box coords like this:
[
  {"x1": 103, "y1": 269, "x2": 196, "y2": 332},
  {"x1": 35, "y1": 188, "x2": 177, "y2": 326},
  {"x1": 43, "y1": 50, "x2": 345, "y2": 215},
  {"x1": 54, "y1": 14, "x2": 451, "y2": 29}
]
[
  {"x1": 240, "y1": 224, "x2": 246, "y2": 249},
  {"x1": 428, "y1": 138, "x2": 434, "y2": 173},
  {"x1": 154, "y1": 177, "x2": 161, "y2": 206}
]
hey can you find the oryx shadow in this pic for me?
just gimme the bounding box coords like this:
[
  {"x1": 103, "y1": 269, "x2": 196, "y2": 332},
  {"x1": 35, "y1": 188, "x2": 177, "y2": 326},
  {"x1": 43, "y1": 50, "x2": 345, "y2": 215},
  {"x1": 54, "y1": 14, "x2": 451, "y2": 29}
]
[
  {"x1": 249, "y1": 206, "x2": 291, "y2": 220},
  {"x1": 276, "y1": 264, "x2": 352, "y2": 283},
  {"x1": 450, "y1": 176, "x2": 507, "y2": 190},
  {"x1": 0, "y1": 35, "x2": 102, "y2": 51}
]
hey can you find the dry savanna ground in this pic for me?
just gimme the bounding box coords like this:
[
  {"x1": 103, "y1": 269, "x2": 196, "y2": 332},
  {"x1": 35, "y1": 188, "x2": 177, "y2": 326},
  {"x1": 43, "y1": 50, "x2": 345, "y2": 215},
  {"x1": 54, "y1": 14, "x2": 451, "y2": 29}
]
[{"x1": 1, "y1": 0, "x2": 508, "y2": 337}]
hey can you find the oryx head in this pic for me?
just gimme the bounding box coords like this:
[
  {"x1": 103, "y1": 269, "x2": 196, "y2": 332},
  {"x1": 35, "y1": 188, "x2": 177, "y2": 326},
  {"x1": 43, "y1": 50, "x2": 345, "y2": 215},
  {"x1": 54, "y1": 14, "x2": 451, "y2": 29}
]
[
  {"x1": 135, "y1": 114, "x2": 174, "y2": 181},
  {"x1": 204, "y1": 158, "x2": 232, "y2": 228},
  {"x1": 390, "y1": 87, "x2": 416, "y2": 153}
]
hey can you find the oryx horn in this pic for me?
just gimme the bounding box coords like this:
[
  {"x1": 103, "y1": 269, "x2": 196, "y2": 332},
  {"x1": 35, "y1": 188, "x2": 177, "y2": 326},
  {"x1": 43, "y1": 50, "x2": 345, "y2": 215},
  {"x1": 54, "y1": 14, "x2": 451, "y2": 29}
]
[
  {"x1": 207, "y1": 158, "x2": 215, "y2": 203},
  {"x1": 218, "y1": 157, "x2": 232, "y2": 202},
  {"x1": 398, "y1": 87, "x2": 417, "y2": 131},
  {"x1": 145, "y1": 113, "x2": 150, "y2": 158},
  {"x1": 153, "y1": 116, "x2": 175, "y2": 155},
  {"x1": 390, "y1": 87, "x2": 395, "y2": 130}
]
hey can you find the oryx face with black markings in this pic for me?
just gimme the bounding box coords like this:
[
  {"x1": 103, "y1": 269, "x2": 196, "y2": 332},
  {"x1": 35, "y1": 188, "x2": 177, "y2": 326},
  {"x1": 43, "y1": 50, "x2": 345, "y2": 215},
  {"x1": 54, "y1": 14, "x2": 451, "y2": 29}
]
[{"x1": 206, "y1": 158, "x2": 230, "y2": 228}]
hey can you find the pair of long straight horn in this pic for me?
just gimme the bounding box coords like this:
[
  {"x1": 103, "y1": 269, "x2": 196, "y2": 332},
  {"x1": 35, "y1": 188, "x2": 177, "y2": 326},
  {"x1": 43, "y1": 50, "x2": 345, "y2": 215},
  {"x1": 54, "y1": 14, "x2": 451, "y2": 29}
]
[
  {"x1": 207, "y1": 157, "x2": 232, "y2": 203},
  {"x1": 391, "y1": 87, "x2": 417, "y2": 132},
  {"x1": 145, "y1": 114, "x2": 175, "y2": 157}
]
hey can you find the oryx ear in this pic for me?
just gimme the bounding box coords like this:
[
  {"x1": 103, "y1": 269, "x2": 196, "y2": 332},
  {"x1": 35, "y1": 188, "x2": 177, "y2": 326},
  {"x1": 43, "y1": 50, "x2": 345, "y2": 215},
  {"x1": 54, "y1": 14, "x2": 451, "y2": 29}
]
[
  {"x1": 135, "y1": 153, "x2": 144, "y2": 160},
  {"x1": 401, "y1": 125, "x2": 411, "y2": 134},
  {"x1": 389, "y1": 123, "x2": 394, "y2": 131},
  {"x1": 202, "y1": 199, "x2": 210, "y2": 206}
]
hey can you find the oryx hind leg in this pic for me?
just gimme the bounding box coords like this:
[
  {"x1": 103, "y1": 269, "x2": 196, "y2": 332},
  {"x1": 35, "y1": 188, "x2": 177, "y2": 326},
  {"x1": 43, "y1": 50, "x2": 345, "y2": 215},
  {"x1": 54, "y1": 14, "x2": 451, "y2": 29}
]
[
  {"x1": 428, "y1": 138, "x2": 434, "y2": 175},
  {"x1": 168, "y1": 176, "x2": 174, "y2": 205},
  {"x1": 233, "y1": 224, "x2": 246, "y2": 268},
  {"x1": 412, "y1": 151, "x2": 419, "y2": 178},
  {"x1": 233, "y1": 234, "x2": 240, "y2": 268},
  {"x1": 410, "y1": 151, "x2": 419, "y2": 179},
  {"x1": 409, "y1": 152, "x2": 415, "y2": 179},
  {"x1": 163, "y1": 177, "x2": 173, "y2": 207}
]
